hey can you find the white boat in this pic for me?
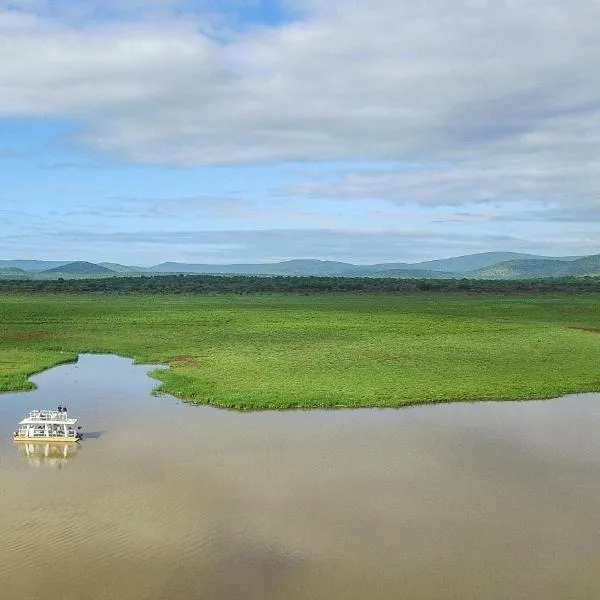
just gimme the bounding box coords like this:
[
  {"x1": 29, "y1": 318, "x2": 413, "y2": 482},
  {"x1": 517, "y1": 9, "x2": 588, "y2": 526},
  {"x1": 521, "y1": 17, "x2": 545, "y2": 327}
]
[{"x1": 13, "y1": 406, "x2": 82, "y2": 443}]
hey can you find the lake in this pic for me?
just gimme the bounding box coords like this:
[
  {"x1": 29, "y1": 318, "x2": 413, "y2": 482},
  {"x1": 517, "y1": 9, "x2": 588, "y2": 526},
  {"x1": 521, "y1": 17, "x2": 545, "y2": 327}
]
[{"x1": 1, "y1": 354, "x2": 600, "y2": 599}]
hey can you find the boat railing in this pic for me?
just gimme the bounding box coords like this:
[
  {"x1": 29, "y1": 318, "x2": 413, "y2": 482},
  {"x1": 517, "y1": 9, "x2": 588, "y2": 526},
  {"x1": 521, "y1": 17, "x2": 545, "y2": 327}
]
[
  {"x1": 28, "y1": 410, "x2": 70, "y2": 422},
  {"x1": 17, "y1": 427, "x2": 79, "y2": 438}
]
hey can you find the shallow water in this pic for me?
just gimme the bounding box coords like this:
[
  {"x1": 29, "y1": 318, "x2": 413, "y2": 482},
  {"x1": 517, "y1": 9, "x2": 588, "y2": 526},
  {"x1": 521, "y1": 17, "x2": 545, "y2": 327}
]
[{"x1": 1, "y1": 354, "x2": 600, "y2": 599}]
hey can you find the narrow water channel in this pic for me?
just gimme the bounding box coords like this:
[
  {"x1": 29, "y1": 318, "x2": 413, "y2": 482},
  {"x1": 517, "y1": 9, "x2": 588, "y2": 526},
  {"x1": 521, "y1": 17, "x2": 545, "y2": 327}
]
[{"x1": 1, "y1": 354, "x2": 600, "y2": 600}]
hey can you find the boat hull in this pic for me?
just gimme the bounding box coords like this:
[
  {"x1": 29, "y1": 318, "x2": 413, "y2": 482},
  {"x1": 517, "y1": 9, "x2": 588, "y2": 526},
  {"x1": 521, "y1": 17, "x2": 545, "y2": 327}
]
[{"x1": 13, "y1": 436, "x2": 81, "y2": 443}]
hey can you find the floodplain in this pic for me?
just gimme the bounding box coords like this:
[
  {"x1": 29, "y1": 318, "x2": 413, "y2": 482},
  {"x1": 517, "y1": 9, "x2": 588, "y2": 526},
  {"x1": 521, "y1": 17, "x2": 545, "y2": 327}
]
[{"x1": 1, "y1": 292, "x2": 599, "y2": 408}]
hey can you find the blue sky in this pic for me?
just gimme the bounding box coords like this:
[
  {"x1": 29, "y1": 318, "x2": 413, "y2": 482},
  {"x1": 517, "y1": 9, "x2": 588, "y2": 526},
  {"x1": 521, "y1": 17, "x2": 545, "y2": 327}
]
[{"x1": 1, "y1": 0, "x2": 599, "y2": 265}]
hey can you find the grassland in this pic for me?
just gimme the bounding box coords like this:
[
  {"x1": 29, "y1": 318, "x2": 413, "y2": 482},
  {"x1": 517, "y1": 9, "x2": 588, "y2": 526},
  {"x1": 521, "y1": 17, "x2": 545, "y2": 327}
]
[{"x1": 1, "y1": 293, "x2": 599, "y2": 409}]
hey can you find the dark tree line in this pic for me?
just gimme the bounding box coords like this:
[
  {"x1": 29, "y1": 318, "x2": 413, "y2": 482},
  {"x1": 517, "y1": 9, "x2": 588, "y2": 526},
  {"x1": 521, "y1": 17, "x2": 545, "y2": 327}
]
[{"x1": 0, "y1": 274, "x2": 599, "y2": 295}]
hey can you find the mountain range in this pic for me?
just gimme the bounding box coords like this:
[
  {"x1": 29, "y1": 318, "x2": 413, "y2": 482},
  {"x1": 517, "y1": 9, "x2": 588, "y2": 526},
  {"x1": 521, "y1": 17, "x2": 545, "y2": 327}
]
[{"x1": 0, "y1": 252, "x2": 598, "y2": 280}]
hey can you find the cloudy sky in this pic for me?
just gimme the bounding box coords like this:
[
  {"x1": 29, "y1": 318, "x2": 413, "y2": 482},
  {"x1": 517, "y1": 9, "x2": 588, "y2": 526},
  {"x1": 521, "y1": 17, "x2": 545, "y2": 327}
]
[{"x1": 1, "y1": 0, "x2": 599, "y2": 265}]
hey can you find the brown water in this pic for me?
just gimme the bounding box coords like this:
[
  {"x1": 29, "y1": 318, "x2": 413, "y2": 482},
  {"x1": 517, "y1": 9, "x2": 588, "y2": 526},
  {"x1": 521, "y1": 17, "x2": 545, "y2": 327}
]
[{"x1": 1, "y1": 354, "x2": 600, "y2": 599}]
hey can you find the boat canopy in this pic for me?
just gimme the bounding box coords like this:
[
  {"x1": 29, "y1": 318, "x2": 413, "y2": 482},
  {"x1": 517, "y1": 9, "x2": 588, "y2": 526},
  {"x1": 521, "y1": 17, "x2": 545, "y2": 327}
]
[{"x1": 19, "y1": 410, "x2": 77, "y2": 426}]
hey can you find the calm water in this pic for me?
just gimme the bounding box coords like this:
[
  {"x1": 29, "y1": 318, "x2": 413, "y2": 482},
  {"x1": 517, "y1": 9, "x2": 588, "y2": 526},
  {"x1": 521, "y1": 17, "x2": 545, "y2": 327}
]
[{"x1": 1, "y1": 354, "x2": 600, "y2": 599}]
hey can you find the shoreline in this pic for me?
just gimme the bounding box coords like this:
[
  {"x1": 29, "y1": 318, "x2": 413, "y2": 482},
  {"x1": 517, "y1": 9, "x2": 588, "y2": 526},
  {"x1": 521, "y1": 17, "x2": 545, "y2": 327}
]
[{"x1": 3, "y1": 350, "x2": 600, "y2": 411}]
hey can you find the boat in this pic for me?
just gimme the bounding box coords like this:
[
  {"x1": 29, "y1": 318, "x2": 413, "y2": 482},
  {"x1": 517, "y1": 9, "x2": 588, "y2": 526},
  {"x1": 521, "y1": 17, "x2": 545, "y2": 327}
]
[{"x1": 13, "y1": 406, "x2": 83, "y2": 443}]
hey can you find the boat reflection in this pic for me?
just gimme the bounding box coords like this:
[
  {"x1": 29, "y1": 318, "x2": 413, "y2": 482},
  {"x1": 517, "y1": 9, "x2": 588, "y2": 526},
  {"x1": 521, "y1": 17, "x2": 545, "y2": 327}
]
[{"x1": 15, "y1": 441, "x2": 81, "y2": 469}]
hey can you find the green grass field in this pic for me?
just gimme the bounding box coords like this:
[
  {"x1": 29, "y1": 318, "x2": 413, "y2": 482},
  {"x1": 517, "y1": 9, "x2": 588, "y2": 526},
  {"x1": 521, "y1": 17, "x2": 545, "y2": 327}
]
[{"x1": 1, "y1": 293, "x2": 599, "y2": 408}]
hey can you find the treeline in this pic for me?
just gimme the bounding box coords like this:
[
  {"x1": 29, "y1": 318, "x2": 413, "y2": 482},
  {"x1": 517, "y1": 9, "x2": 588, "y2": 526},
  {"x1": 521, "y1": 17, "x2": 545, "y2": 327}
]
[{"x1": 0, "y1": 274, "x2": 599, "y2": 295}]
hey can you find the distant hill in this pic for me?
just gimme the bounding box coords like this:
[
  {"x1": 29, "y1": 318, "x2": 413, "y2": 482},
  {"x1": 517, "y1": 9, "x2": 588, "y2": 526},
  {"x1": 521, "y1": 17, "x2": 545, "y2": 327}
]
[
  {"x1": 255, "y1": 260, "x2": 369, "y2": 276},
  {"x1": 371, "y1": 268, "x2": 459, "y2": 279},
  {"x1": 99, "y1": 262, "x2": 145, "y2": 274},
  {"x1": 470, "y1": 259, "x2": 571, "y2": 279},
  {"x1": 152, "y1": 261, "x2": 255, "y2": 274},
  {"x1": 566, "y1": 254, "x2": 600, "y2": 276},
  {"x1": 0, "y1": 260, "x2": 71, "y2": 272},
  {"x1": 149, "y1": 254, "x2": 587, "y2": 277},
  {"x1": 367, "y1": 262, "x2": 413, "y2": 272},
  {"x1": 411, "y1": 252, "x2": 579, "y2": 274},
  {"x1": 44, "y1": 261, "x2": 115, "y2": 275},
  {"x1": 0, "y1": 266, "x2": 28, "y2": 279},
  {"x1": 151, "y1": 259, "x2": 370, "y2": 277},
  {"x1": 2, "y1": 252, "x2": 597, "y2": 280},
  {"x1": 471, "y1": 254, "x2": 600, "y2": 279}
]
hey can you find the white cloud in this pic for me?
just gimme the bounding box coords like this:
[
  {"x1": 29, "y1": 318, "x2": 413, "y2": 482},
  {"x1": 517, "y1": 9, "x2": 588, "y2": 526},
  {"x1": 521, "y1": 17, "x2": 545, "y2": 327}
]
[
  {"x1": 98, "y1": 195, "x2": 254, "y2": 219},
  {"x1": 1, "y1": 0, "x2": 599, "y2": 217},
  {"x1": 278, "y1": 155, "x2": 600, "y2": 214}
]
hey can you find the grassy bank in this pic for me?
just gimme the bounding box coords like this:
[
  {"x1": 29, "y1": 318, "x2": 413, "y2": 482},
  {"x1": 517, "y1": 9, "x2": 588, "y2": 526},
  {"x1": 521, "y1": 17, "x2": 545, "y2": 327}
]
[{"x1": 1, "y1": 293, "x2": 599, "y2": 408}]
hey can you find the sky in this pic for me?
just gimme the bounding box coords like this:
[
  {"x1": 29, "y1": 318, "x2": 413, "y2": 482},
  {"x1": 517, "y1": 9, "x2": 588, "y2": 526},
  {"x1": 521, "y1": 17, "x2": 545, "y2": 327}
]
[{"x1": 0, "y1": 0, "x2": 599, "y2": 266}]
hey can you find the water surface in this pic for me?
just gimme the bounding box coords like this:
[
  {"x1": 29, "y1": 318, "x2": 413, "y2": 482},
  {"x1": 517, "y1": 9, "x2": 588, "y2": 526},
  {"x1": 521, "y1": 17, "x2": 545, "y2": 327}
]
[{"x1": 1, "y1": 354, "x2": 600, "y2": 599}]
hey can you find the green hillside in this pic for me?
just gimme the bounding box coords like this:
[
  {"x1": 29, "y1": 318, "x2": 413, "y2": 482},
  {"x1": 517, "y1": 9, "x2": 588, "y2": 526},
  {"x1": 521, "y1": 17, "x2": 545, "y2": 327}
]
[
  {"x1": 371, "y1": 268, "x2": 459, "y2": 279},
  {"x1": 414, "y1": 252, "x2": 573, "y2": 274},
  {"x1": 0, "y1": 267, "x2": 28, "y2": 280},
  {"x1": 470, "y1": 259, "x2": 571, "y2": 279},
  {"x1": 471, "y1": 255, "x2": 600, "y2": 279},
  {"x1": 98, "y1": 262, "x2": 145, "y2": 274},
  {"x1": 567, "y1": 254, "x2": 600, "y2": 276}
]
